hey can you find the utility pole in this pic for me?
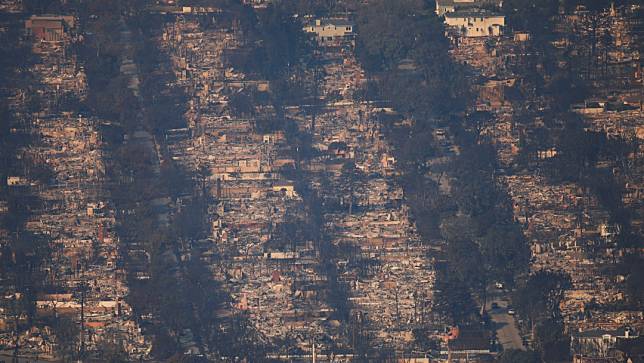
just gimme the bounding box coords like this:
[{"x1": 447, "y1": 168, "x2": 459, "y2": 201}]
[
  {"x1": 12, "y1": 294, "x2": 19, "y2": 363},
  {"x1": 638, "y1": 58, "x2": 642, "y2": 114},
  {"x1": 78, "y1": 279, "x2": 88, "y2": 361},
  {"x1": 395, "y1": 288, "x2": 400, "y2": 330},
  {"x1": 421, "y1": 292, "x2": 426, "y2": 324},
  {"x1": 413, "y1": 290, "x2": 418, "y2": 323}
]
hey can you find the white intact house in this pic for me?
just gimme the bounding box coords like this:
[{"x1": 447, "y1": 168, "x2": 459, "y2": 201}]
[
  {"x1": 444, "y1": 10, "x2": 505, "y2": 37},
  {"x1": 435, "y1": 0, "x2": 504, "y2": 16},
  {"x1": 303, "y1": 18, "x2": 354, "y2": 43}
]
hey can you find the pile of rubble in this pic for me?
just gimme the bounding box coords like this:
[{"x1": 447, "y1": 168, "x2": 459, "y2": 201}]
[{"x1": 0, "y1": 18, "x2": 150, "y2": 360}]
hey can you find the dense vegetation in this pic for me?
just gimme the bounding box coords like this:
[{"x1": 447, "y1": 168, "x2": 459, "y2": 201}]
[
  {"x1": 75, "y1": 1, "x2": 274, "y2": 360},
  {"x1": 0, "y1": 15, "x2": 63, "y2": 361},
  {"x1": 4, "y1": 0, "x2": 641, "y2": 360},
  {"x1": 506, "y1": 0, "x2": 643, "y2": 316},
  {"x1": 353, "y1": 0, "x2": 640, "y2": 360},
  {"x1": 355, "y1": 0, "x2": 532, "y2": 330}
]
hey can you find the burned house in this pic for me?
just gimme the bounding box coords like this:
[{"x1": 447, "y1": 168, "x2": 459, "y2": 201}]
[{"x1": 25, "y1": 15, "x2": 74, "y2": 42}]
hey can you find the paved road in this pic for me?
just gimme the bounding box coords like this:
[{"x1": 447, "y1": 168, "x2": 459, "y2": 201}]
[{"x1": 486, "y1": 292, "x2": 525, "y2": 351}]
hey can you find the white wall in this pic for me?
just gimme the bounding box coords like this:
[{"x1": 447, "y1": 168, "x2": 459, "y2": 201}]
[{"x1": 445, "y1": 15, "x2": 505, "y2": 37}]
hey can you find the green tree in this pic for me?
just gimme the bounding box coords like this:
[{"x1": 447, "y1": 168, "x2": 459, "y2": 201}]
[
  {"x1": 445, "y1": 236, "x2": 486, "y2": 301},
  {"x1": 251, "y1": 3, "x2": 310, "y2": 80},
  {"x1": 480, "y1": 224, "x2": 530, "y2": 284},
  {"x1": 503, "y1": 0, "x2": 559, "y2": 38},
  {"x1": 514, "y1": 271, "x2": 572, "y2": 362},
  {"x1": 228, "y1": 89, "x2": 256, "y2": 118},
  {"x1": 356, "y1": 0, "x2": 465, "y2": 117},
  {"x1": 497, "y1": 349, "x2": 540, "y2": 363},
  {"x1": 356, "y1": 0, "x2": 440, "y2": 71},
  {"x1": 55, "y1": 316, "x2": 79, "y2": 361},
  {"x1": 513, "y1": 270, "x2": 571, "y2": 333},
  {"x1": 535, "y1": 318, "x2": 570, "y2": 362}
]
